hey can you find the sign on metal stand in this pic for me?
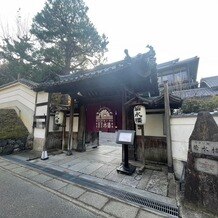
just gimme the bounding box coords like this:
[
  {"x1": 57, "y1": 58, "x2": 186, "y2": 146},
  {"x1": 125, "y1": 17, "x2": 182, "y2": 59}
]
[{"x1": 116, "y1": 130, "x2": 136, "y2": 175}]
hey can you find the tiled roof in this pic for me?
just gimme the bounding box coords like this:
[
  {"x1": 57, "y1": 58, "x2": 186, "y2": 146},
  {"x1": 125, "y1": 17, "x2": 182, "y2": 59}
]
[
  {"x1": 125, "y1": 93, "x2": 182, "y2": 109},
  {"x1": 0, "y1": 78, "x2": 38, "y2": 90},
  {"x1": 157, "y1": 59, "x2": 179, "y2": 70},
  {"x1": 157, "y1": 56, "x2": 199, "y2": 71},
  {"x1": 36, "y1": 47, "x2": 156, "y2": 90},
  {"x1": 200, "y1": 76, "x2": 218, "y2": 89},
  {"x1": 58, "y1": 59, "x2": 131, "y2": 84},
  {"x1": 172, "y1": 88, "x2": 218, "y2": 99}
]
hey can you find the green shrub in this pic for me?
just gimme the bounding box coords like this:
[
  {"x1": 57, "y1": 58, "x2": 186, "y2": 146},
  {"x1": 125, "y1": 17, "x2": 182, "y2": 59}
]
[
  {"x1": 181, "y1": 96, "x2": 218, "y2": 113},
  {"x1": 0, "y1": 109, "x2": 28, "y2": 139}
]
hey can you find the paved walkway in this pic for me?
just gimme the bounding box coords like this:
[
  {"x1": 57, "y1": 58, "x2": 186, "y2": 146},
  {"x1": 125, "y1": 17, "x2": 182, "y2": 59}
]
[
  {"x1": 0, "y1": 156, "x2": 168, "y2": 218},
  {"x1": 16, "y1": 145, "x2": 170, "y2": 197},
  {"x1": 0, "y1": 168, "x2": 100, "y2": 218}
]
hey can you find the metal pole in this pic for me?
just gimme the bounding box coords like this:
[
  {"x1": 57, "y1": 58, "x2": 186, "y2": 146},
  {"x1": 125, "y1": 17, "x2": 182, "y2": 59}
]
[{"x1": 124, "y1": 144, "x2": 129, "y2": 168}]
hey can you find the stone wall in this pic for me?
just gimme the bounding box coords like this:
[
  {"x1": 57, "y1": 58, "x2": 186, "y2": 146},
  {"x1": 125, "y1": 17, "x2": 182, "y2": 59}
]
[
  {"x1": 0, "y1": 138, "x2": 28, "y2": 155},
  {"x1": 171, "y1": 113, "x2": 218, "y2": 179}
]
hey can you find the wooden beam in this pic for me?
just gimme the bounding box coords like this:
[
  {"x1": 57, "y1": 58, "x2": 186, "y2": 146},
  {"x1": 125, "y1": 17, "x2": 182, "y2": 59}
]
[{"x1": 164, "y1": 81, "x2": 173, "y2": 172}]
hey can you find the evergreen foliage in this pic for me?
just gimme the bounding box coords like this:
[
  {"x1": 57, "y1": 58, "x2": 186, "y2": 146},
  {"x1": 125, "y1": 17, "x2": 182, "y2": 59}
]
[
  {"x1": 181, "y1": 96, "x2": 218, "y2": 113},
  {"x1": 0, "y1": 0, "x2": 108, "y2": 85},
  {"x1": 0, "y1": 109, "x2": 28, "y2": 139}
]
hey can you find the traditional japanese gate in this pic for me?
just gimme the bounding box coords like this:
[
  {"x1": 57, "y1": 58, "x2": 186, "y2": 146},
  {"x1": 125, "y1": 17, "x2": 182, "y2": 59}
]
[
  {"x1": 96, "y1": 107, "x2": 114, "y2": 132},
  {"x1": 35, "y1": 47, "x2": 179, "y2": 165},
  {"x1": 85, "y1": 102, "x2": 122, "y2": 146}
]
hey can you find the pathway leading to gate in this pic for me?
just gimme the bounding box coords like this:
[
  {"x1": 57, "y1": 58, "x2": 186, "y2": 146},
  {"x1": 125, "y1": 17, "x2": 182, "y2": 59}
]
[
  {"x1": 14, "y1": 145, "x2": 170, "y2": 197},
  {"x1": 0, "y1": 152, "x2": 178, "y2": 218}
]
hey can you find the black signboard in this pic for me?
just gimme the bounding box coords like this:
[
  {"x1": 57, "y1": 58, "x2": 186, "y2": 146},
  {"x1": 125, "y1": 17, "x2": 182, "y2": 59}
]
[{"x1": 116, "y1": 130, "x2": 135, "y2": 145}]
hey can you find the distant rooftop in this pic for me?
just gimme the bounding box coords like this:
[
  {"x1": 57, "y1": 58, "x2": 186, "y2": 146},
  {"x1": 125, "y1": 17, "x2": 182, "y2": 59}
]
[
  {"x1": 172, "y1": 87, "x2": 218, "y2": 99},
  {"x1": 157, "y1": 56, "x2": 199, "y2": 71},
  {"x1": 0, "y1": 78, "x2": 38, "y2": 90},
  {"x1": 200, "y1": 75, "x2": 218, "y2": 90}
]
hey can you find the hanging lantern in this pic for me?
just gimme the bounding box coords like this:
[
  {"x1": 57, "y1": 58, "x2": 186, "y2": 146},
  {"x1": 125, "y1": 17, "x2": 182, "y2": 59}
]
[{"x1": 133, "y1": 105, "x2": 146, "y2": 125}]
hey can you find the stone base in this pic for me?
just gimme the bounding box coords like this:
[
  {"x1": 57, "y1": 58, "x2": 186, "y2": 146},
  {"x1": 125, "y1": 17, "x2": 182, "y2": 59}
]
[
  {"x1": 66, "y1": 150, "x2": 73, "y2": 156},
  {"x1": 33, "y1": 138, "x2": 45, "y2": 151},
  {"x1": 117, "y1": 164, "x2": 136, "y2": 175}
]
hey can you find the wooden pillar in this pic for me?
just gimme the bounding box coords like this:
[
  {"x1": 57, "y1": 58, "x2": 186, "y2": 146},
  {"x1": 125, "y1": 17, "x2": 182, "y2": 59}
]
[
  {"x1": 164, "y1": 81, "x2": 173, "y2": 172},
  {"x1": 67, "y1": 96, "x2": 74, "y2": 155},
  {"x1": 77, "y1": 105, "x2": 86, "y2": 152},
  {"x1": 122, "y1": 89, "x2": 126, "y2": 161},
  {"x1": 43, "y1": 93, "x2": 51, "y2": 152},
  {"x1": 61, "y1": 113, "x2": 66, "y2": 151},
  {"x1": 141, "y1": 125, "x2": 145, "y2": 165}
]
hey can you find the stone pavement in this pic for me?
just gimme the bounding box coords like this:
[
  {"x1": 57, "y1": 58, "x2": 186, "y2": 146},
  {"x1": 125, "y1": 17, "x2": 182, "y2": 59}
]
[
  {"x1": 0, "y1": 156, "x2": 167, "y2": 218},
  {"x1": 15, "y1": 145, "x2": 170, "y2": 197}
]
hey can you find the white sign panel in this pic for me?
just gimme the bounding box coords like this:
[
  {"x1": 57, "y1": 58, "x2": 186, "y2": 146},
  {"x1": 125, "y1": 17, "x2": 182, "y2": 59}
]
[
  {"x1": 191, "y1": 140, "x2": 218, "y2": 157},
  {"x1": 116, "y1": 130, "x2": 135, "y2": 145},
  {"x1": 119, "y1": 133, "x2": 132, "y2": 143},
  {"x1": 195, "y1": 158, "x2": 218, "y2": 176}
]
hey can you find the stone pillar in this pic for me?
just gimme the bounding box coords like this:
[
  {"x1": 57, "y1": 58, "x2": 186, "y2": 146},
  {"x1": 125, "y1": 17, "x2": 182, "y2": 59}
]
[
  {"x1": 33, "y1": 91, "x2": 50, "y2": 151},
  {"x1": 184, "y1": 111, "x2": 218, "y2": 215}
]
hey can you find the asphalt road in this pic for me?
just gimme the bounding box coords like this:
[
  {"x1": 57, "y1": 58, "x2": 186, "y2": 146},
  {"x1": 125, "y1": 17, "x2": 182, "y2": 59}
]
[{"x1": 0, "y1": 168, "x2": 100, "y2": 218}]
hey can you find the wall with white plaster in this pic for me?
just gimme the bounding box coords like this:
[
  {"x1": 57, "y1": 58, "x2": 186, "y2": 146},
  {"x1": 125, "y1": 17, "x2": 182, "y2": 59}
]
[
  {"x1": 136, "y1": 114, "x2": 165, "y2": 137},
  {"x1": 0, "y1": 83, "x2": 36, "y2": 133},
  {"x1": 171, "y1": 114, "x2": 218, "y2": 179}
]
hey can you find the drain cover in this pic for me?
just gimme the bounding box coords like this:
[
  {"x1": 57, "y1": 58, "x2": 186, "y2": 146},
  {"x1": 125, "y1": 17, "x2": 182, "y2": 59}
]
[{"x1": 4, "y1": 156, "x2": 179, "y2": 217}]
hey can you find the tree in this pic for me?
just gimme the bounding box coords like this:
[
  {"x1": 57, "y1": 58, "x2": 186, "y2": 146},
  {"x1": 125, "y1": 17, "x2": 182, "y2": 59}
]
[
  {"x1": 0, "y1": 1, "x2": 108, "y2": 85},
  {"x1": 31, "y1": 0, "x2": 108, "y2": 75},
  {"x1": 0, "y1": 9, "x2": 49, "y2": 84},
  {"x1": 181, "y1": 96, "x2": 218, "y2": 113}
]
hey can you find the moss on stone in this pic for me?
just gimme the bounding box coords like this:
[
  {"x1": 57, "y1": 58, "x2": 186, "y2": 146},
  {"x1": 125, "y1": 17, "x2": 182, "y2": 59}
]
[{"x1": 0, "y1": 109, "x2": 28, "y2": 140}]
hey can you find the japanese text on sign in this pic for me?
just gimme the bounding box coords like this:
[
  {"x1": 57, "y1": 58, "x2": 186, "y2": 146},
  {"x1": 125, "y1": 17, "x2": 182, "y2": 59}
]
[
  {"x1": 191, "y1": 140, "x2": 218, "y2": 157},
  {"x1": 195, "y1": 158, "x2": 218, "y2": 175},
  {"x1": 133, "y1": 105, "x2": 146, "y2": 125}
]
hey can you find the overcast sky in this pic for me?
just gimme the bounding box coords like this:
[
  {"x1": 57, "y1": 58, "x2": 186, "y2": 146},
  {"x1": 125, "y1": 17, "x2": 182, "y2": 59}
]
[{"x1": 0, "y1": 0, "x2": 217, "y2": 81}]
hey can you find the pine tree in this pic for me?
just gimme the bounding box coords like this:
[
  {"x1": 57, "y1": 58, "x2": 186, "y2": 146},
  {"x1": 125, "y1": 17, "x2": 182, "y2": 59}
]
[
  {"x1": 31, "y1": 0, "x2": 108, "y2": 75},
  {"x1": 0, "y1": 1, "x2": 108, "y2": 85}
]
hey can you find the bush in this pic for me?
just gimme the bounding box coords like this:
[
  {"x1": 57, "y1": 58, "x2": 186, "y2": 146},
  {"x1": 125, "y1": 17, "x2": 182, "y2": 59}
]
[
  {"x1": 181, "y1": 96, "x2": 218, "y2": 113},
  {"x1": 0, "y1": 109, "x2": 28, "y2": 139}
]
